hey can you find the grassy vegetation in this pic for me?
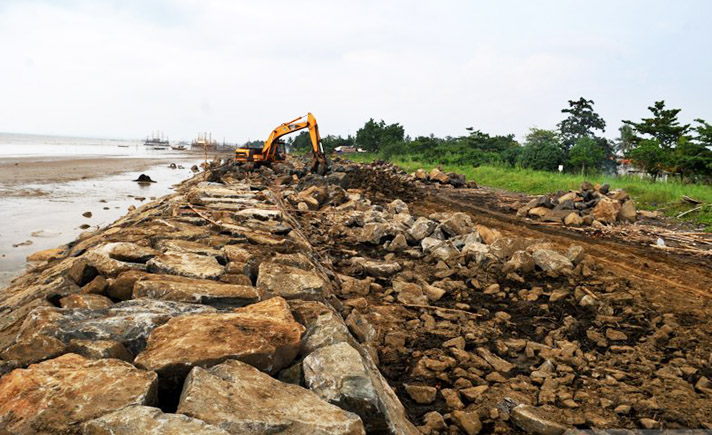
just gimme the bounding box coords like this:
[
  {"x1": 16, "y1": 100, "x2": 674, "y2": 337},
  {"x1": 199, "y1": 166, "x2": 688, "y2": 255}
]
[{"x1": 346, "y1": 153, "x2": 712, "y2": 229}]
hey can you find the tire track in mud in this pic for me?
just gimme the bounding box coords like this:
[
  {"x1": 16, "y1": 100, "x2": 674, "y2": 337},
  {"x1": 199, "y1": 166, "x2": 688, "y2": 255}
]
[{"x1": 415, "y1": 189, "x2": 712, "y2": 323}]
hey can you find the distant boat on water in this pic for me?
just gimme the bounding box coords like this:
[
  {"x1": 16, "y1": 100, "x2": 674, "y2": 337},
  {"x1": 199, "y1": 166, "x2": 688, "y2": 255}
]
[
  {"x1": 144, "y1": 131, "x2": 170, "y2": 149},
  {"x1": 191, "y1": 132, "x2": 217, "y2": 150}
]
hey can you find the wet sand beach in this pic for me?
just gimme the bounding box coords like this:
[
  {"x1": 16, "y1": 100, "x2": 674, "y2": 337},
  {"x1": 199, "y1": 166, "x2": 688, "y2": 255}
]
[
  {"x1": 0, "y1": 156, "x2": 201, "y2": 196},
  {"x1": 0, "y1": 154, "x2": 215, "y2": 288}
]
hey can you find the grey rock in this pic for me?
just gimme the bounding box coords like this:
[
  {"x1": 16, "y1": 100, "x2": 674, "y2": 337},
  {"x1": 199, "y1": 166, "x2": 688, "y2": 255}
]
[
  {"x1": 532, "y1": 249, "x2": 573, "y2": 273},
  {"x1": 14, "y1": 299, "x2": 215, "y2": 355},
  {"x1": 407, "y1": 217, "x2": 437, "y2": 241},
  {"x1": 177, "y1": 359, "x2": 365, "y2": 434},
  {"x1": 257, "y1": 262, "x2": 326, "y2": 300},
  {"x1": 510, "y1": 404, "x2": 567, "y2": 435},
  {"x1": 133, "y1": 274, "x2": 260, "y2": 308},
  {"x1": 83, "y1": 405, "x2": 229, "y2": 435},
  {"x1": 303, "y1": 342, "x2": 418, "y2": 434},
  {"x1": 147, "y1": 251, "x2": 223, "y2": 280}
]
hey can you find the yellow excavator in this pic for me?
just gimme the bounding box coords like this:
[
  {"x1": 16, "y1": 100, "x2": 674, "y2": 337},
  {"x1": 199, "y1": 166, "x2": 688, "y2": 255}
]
[{"x1": 235, "y1": 112, "x2": 328, "y2": 175}]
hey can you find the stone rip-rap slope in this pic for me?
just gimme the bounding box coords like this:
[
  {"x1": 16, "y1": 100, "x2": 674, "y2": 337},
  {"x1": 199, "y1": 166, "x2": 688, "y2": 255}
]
[
  {"x1": 0, "y1": 162, "x2": 417, "y2": 434},
  {"x1": 2, "y1": 158, "x2": 712, "y2": 434}
]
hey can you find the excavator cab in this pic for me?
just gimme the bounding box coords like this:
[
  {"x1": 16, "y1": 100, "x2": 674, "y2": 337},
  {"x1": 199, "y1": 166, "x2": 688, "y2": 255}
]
[{"x1": 235, "y1": 113, "x2": 328, "y2": 175}]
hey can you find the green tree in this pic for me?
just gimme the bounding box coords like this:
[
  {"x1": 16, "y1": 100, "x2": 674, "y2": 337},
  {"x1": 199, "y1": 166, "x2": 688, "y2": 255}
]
[
  {"x1": 288, "y1": 131, "x2": 311, "y2": 152},
  {"x1": 671, "y1": 119, "x2": 712, "y2": 180},
  {"x1": 519, "y1": 128, "x2": 566, "y2": 171},
  {"x1": 558, "y1": 97, "x2": 607, "y2": 150},
  {"x1": 615, "y1": 124, "x2": 636, "y2": 155},
  {"x1": 628, "y1": 139, "x2": 669, "y2": 180},
  {"x1": 355, "y1": 118, "x2": 404, "y2": 152},
  {"x1": 622, "y1": 100, "x2": 690, "y2": 150},
  {"x1": 569, "y1": 136, "x2": 605, "y2": 175}
]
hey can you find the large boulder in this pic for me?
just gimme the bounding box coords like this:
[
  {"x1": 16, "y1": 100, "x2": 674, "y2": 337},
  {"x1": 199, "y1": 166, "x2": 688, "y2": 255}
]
[
  {"x1": 303, "y1": 342, "x2": 418, "y2": 434},
  {"x1": 593, "y1": 198, "x2": 621, "y2": 224},
  {"x1": 156, "y1": 239, "x2": 222, "y2": 257},
  {"x1": 358, "y1": 222, "x2": 396, "y2": 245},
  {"x1": 0, "y1": 354, "x2": 157, "y2": 434},
  {"x1": 408, "y1": 217, "x2": 437, "y2": 241},
  {"x1": 177, "y1": 359, "x2": 365, "y2": 434},
  {"x1": 10, "y1": 299, "x2": 214, "y2": 358},
  {"x1": 618, "y1": 199, "x2": 637, "y2": 223},
  {"x1": 439, "y1": 212, "x2": 473, "y2": 236},
  {"x1": 147, "y1": 251, "x2": 223, "y2": 280},
  {"x1": 532, "y1": 249, "x2": 573, "y2": 273},
  {"x1": 428, "y1": 168, "x2": 450, "y2": 184},
  {"x1": 83, "y1": 405, "x2": 229, "y2": 435},
  {"x1": 134, "y1": 297, "x2": 304, "y2": 383},
  {"x1": 353, "y1": 258, "x2": 402, "y2": 278},
  {"x1": 256, "y1": 262, "x2": 326, "y2": 300},
  {"x1": 133, "y1": 274, "x2": 260, "y2": 308}
]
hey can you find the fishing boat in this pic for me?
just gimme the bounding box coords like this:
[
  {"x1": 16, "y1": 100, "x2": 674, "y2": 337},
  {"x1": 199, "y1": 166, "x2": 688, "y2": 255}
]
[
  {"x1": 144, "y1": 131, "x2": 170, "y2": 149},
  {"x1": 191, "y1": 132, "x2": 217, "y2": 150}
]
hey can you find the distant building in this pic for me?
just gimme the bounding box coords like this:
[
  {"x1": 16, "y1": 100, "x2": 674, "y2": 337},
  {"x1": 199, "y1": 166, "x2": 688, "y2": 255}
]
[{"x1": 617, "y1": 158, "x2": 669, "y2": 181}]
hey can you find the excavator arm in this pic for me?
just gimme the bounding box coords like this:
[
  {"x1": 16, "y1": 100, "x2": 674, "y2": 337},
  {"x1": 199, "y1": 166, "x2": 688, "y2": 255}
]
[{"x1": 236, "y1": 112, "x2": 327, "y2": 174}]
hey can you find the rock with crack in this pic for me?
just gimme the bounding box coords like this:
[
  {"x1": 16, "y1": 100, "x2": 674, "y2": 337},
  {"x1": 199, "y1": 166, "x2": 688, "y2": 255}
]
[
  {"x1": 134, "y1": 297, "x2": 304, "y2": 385},
  {"x1": 177, "y1": 359, "x2": 365, "y2": 434},
  {"x1": 532, "y1": 249, "x2": 573, "y2": 273},
  {"x1": 81, "y1": 243, "x2": 148, "y2": 277},
  {"x1": 0, "y1": 353, "x2": 157, "y2": 434},
  {"x1": 83, "y1": 405, "x2": 229, "y2": 435},
  {"x1": 155, "y1": 239, "x2": 222, "y2": 257},
  {"x1": 510, "y1": 404, "x2": 567, "y2": 435},
  {"x1": 147, "y1": 251, "x2": 223, "y2": 280},
  {"x1": 133, "y1": 274, "x2": 260, "y2": 308},
  {"x1": 303, "y1": 342, "x2": 419, "y2": 434},
  {"x1": 352, "y1": 257, "x2": 402, "y2": 278},
  {"x1": 105, "y1": 242, "x2": 159, "y2": 263},
  {"x1": 256, "y1": 262, "x2": 326, "y2": 300},
  {"x1": 439, "y1": 212, "x2": 473, "y2": 236},
  {"x1": 301, "y1": 311, "x2": 353, "y2": 355},
  {"x1": 11, "y1": 299, "x2": 214, "y2": 357},
  {"x1": 59, "y1": 293, "x2": 114, "y2": 309},
  {"x1": 408, "y1": 217, "x2": 437, "y2": 241}
]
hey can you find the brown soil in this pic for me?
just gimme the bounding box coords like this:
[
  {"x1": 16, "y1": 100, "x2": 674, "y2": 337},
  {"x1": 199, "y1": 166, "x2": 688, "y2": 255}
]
[{"x1": 288, "y1": 163, "x2": 712, "y2": 432}]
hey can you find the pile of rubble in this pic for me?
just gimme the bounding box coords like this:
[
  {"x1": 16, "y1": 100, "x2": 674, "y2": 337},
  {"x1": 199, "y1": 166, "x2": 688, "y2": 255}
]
[
  {"x1": 2, "y1": 160, "x2": 711, "y2": 434},
  {"x1": 516, "y1": 182, "x2": 639, "y2": 227},
  {"x1": 410, "y1": 166, "x2": 475, "y2": 189}
]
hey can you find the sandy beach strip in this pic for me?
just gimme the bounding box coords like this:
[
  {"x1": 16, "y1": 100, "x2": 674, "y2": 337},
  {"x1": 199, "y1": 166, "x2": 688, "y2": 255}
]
[{"x1": 0, "y1": 155, "x2": 207, "y2": 189}]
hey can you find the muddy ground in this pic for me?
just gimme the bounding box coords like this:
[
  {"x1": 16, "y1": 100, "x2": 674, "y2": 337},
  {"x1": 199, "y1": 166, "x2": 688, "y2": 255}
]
[{"x1": 287, "y1": 159, "x2": 712, "y2": 432}]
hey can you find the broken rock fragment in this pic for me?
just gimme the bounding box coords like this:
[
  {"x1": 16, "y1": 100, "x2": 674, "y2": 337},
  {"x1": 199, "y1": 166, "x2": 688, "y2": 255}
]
[
  {"x1": 12, "y1": 299, "x2": 214, "y2": 356},
  {"x1": 147, "y1": 251, "x2": 224, "y2": 279},
  {"x1": 256, "y1": 262, "x2": 326, "y2": 300},
  {"x1": 133, "y1": 274, "x2": 260, "y2": 308},
  {"x1": 134, "y1": 297, "x2": 304, "y2": 382},
  {"x1": 303, "y1": 341, "x2": 418, "y2": 434},
  {"x1": 0, "y1": 353, "x2": 157, "y2": 434},
  {"x1": 83, "y1": 405, "x2": 229, "y2": 435},
  {"x1": 177, "y1": 359, "x2": 365, "y2": 434}
]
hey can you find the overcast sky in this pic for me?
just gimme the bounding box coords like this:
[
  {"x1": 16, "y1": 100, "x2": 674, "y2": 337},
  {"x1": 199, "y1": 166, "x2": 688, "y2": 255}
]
[{"x1": 0, "y1": 0, "x2": 710, "y2": 143}]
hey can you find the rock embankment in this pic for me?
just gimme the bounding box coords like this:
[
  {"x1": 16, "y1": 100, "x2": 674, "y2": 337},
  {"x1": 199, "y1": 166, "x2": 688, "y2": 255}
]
[
  {"x1": 0, "y1": 162, "x2": 416, "y2": 434},
  {"x1": 2, "y1": 158, "x2": 711, "y2": 434}
]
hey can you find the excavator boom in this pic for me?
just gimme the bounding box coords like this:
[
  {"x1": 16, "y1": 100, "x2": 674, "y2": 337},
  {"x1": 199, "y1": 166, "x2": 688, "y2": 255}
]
[{"x1": 235, "y1": 112, "x2": 327, "y2": 174}]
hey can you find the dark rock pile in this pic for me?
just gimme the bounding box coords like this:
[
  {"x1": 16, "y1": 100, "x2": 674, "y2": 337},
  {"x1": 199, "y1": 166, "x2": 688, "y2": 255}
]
[{"x1": 516, "y1": 182, "x2": 638, "y2": 227}]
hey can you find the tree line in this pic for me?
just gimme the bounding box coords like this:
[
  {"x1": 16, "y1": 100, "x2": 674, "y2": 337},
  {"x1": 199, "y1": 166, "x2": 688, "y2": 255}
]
[{"x1": 286, "y1": 98, "x2": 712, "y2": 182}]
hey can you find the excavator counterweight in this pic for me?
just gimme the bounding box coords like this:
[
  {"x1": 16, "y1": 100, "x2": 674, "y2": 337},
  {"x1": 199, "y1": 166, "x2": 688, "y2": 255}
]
[{"x1": 235, "y1": 113, "x2": 328, "y2": 174}]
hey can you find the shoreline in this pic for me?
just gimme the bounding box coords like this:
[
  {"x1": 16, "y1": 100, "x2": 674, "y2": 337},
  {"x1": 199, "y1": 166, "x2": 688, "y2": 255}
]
[
  {"x1": 0, "y1": 155, "x2": 208, "y2": 192},
  {"x1": 0, "y1": 154, "x2": 232, "y2": 288}
]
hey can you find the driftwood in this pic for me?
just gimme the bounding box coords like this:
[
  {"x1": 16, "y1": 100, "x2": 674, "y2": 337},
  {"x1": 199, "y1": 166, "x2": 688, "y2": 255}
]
[
  {"x1": 677, "y1": 203, "x2": 711, "y2": 218},
  {"x1": 682, "y1": 195, "x2": 703, "y2": 205}
]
